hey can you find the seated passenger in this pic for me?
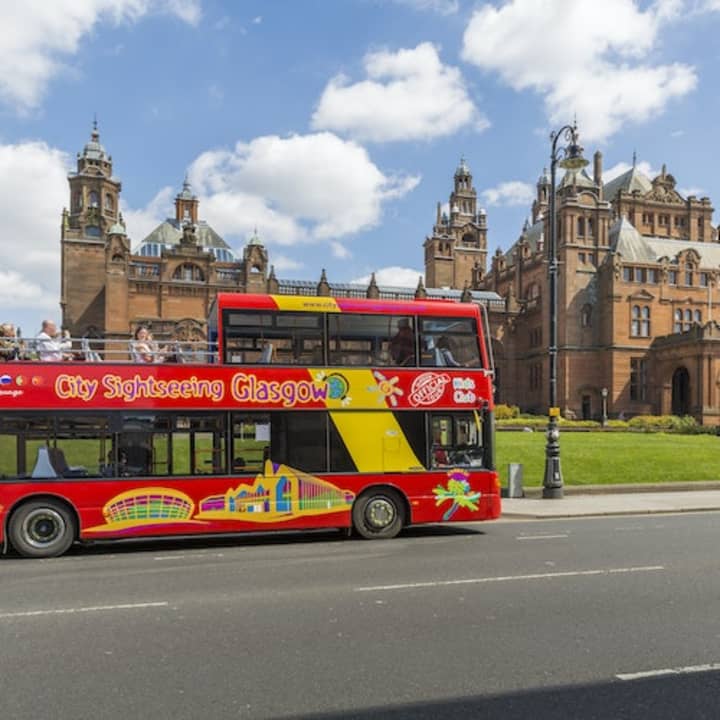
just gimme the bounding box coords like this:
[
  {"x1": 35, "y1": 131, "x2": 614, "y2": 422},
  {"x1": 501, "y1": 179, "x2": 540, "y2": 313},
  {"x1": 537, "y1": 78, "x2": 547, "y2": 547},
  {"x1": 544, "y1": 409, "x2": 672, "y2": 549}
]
[
  {"x1": 389, "y1": 318, "x2": 414, "y2": 366},
  {"x1": 437, "y1": 336, "x2": 462, "y2": 367},
  {"x1": 131, "y1": 326, "x2": 167, "y2": 363},
  {"x1": 0, "y1": 322, "x2": 18, "y2": 361},
  {"x1": 36, "y1": 320, "x2": 72, "y2": 361}
]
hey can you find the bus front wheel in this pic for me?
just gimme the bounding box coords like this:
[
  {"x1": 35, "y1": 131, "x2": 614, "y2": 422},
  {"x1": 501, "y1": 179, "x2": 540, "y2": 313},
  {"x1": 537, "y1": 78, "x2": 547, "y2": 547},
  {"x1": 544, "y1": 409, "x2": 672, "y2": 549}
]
[
  {"x1": 352, "y1": 489, "x2": 404, "y2": 540},
  {"x1": 8, "y1": 500, "x2": 77, "y2": 558}
]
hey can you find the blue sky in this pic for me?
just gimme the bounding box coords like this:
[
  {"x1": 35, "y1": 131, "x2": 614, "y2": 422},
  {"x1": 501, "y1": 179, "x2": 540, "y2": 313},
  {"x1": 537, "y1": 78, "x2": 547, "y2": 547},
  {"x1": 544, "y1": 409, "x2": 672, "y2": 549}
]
[{"x1": 1, "y1": 0, "x2": 719, "y2": 333}]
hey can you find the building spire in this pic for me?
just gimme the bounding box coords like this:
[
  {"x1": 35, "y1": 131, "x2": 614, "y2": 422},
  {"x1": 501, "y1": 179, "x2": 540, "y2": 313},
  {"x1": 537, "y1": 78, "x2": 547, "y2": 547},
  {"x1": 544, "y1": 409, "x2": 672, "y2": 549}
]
[{"x1": 632, "y1": 150, "x2": 637, "y2": 168}]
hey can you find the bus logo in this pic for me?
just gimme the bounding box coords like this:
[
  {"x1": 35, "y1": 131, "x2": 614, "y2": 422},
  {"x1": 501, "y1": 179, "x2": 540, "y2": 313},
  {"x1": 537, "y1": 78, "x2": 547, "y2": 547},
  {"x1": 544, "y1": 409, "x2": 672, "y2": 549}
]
[{"x1": 408, "y1": 372, "x2": 451, "y2": 407}]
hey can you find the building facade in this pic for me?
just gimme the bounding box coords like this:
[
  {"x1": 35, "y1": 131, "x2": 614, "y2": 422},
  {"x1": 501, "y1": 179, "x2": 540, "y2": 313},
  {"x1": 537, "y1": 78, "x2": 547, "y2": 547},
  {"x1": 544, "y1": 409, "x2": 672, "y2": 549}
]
[
  {"x1": 476, "y1": 153, "x2": 720, "y2": 424},
  {"x1": 61, "y1": 127, "x2": 501, "y2": 354},
  {"x1": 61, "y1": 125, "x2": 285, "y2": 347}
]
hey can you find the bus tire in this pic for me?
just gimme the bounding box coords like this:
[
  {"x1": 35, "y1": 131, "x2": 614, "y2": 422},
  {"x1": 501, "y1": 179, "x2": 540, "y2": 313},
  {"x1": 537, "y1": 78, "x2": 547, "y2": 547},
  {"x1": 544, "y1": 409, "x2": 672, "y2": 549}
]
[
  {"x1": 352, "y1": 489, "x2": 404, "y2": 540},
  {"x1": 8, "y1": 499, "x2": 77, "y2": 559}
]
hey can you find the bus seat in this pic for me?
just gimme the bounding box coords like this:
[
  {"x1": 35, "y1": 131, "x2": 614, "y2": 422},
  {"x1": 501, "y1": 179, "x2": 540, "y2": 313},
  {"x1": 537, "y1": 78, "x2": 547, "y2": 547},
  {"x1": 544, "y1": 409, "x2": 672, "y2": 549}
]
[
  {"x1": 31, "y1": 446, "x2": 59, "y2": 479},
  {"x1": 259, "y1": 343, "x2": 274, "y2": 363},
  {"x1": 48, "y1": 447, "x2": 88, "y2": 478}
]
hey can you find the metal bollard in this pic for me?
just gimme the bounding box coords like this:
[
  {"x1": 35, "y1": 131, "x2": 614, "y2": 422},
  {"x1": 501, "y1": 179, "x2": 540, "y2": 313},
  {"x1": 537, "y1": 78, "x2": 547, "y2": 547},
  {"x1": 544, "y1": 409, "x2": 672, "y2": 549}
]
[{"x1": 507, "y1": 463, "x2": 524, "y2": 498}]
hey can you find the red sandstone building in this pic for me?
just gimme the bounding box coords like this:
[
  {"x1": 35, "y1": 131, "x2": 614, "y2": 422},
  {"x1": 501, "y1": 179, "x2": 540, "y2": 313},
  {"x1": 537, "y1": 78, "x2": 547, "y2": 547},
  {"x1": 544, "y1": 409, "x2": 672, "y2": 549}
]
[{"x1": 61, "y1": 125, "x2": 720, "y2": 423}]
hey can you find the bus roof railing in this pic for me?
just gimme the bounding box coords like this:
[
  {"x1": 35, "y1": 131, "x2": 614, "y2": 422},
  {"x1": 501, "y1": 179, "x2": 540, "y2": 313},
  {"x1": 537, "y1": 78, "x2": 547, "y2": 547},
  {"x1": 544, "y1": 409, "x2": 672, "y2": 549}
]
[{"x1": 3, "y1": 336, "x2": 219, "y2": 364}]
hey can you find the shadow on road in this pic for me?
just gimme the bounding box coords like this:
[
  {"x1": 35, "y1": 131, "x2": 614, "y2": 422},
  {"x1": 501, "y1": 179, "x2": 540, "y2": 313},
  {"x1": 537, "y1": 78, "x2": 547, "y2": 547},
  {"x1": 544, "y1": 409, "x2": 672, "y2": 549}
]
[
  {"x1": 274, "y1": 670, "x2": 720, "y2": 720},
  {"x1": 1, "y1": 523, "x2": 484, "y2": 560}
]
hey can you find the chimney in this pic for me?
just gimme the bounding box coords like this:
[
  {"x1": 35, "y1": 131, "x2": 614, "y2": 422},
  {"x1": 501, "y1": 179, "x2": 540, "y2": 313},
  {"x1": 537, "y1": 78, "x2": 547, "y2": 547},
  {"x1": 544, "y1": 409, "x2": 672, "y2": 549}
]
[{"x1": 594, "y1": 151, "x2": 603, "y2": 200}]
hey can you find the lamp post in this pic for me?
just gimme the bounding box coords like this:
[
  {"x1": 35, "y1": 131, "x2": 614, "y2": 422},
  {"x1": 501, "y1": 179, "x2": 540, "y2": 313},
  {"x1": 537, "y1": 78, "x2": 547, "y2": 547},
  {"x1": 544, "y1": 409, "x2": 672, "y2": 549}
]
[
  {"x1": 601, "y1": 387, "x2": 608, "y2": 427},
  {"x1": 543, "y1": 122, "x2": 589, "y2": 499}
]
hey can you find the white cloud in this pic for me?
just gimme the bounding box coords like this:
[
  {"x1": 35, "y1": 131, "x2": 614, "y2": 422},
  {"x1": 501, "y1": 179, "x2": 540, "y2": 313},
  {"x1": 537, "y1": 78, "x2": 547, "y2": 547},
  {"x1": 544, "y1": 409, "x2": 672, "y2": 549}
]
[
  {"x1": 0, "y1": 142, "x2": 70, "y2": 322},
  {"x1": 270, "y1": 255, "x2": 304, "y2": 273},
  {"x1": 678, "y1": 186, "x2": 704, "y2": 197},
  {"x1": 603, "y1": 160, "x2": 660, "y2": 183},
  {"x1": 481, "y1": 181, "x2": 534, "y2": 207},
  {"x1": 0, "y1": 0, "x2": 201, "y2": 111},
  {"x1": 312, "y1": 43, "x2": 487, "y2": 142},
  {"x1": 389, "y1": 0, "x2": 459, "y2": 14},
  {"x1": 330, "y1": 242, "x2": 351, "y2": 259},
  {"x1": 123, "y1": 186, "x2": 174, "y2": 248},
  {"x1": 462, "y1": 0, "x2": 697, "y2": 142},
  {"x1": 352, "y1": 267, "x2": 424, "y2": 287},
  {"x1": 188, "y1": 132, "x2": 420, "y2": 247}
]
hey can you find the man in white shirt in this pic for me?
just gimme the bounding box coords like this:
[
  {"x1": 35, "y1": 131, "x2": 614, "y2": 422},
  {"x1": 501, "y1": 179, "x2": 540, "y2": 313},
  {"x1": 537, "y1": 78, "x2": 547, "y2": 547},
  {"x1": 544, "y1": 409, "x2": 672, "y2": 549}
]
[{"x1": 36, "y1": 320, "x2": 71, "y2": 362}]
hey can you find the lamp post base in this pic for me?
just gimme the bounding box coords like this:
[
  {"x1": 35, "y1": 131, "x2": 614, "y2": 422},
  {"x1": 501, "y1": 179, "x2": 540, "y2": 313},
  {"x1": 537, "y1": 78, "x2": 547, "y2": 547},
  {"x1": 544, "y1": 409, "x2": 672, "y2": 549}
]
[{"x1": 542, "y1": 417, "x2": 564, "y2": 499}]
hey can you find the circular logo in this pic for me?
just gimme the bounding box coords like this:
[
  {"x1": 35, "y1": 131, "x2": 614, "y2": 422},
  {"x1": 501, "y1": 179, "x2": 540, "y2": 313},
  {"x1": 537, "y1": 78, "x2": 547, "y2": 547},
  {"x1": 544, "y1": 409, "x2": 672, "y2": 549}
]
[
  {"x1": 409, "y1": 372, "x2": 451, "y2": 406},
  {"x1": 326, "y1": 373, "x2": 349, "y2": 400}
]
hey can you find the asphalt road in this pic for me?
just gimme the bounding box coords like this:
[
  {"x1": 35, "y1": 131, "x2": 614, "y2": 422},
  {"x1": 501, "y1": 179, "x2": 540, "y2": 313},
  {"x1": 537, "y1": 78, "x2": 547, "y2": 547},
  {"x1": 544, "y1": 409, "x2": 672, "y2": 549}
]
[{"x1": 1, "y1": 513, "x2": 720, "y2": 719}]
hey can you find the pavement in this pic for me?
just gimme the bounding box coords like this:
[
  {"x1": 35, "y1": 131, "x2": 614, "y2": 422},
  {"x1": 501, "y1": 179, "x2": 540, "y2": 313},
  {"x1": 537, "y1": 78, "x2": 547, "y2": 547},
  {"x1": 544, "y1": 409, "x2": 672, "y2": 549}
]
[{"x1": 501, "y1": 481, "x2": 720, "y2": 518}]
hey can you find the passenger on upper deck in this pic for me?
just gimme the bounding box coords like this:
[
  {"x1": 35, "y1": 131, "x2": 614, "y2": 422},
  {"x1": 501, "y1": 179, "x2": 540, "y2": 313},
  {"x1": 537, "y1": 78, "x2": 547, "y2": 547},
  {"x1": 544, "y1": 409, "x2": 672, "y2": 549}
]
[
  {"x1": 389, "y1": 318, "x2": 414, "y2": 366},
  {"x1": 0, "y1": 322, "x2": 18, "y2": 361},
  {"x1": 131, "y1": 326, "x2": 168, "y2": 363},
  {"x1": 35, "y1": 320, "x2": 72, "y2": 361}
]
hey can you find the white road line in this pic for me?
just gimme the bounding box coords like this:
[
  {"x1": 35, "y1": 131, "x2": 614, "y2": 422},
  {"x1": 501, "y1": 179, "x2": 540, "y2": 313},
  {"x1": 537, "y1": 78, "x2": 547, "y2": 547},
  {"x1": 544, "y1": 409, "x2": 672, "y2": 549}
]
[
  {"x1": 0, "y1": 601, "x2": 169, "y2": 619},
  {"x1": 355, "y1": 565, "x2": 665, "y2": 592},
  {"x1": 617, "y1": 662, "x2": 720, "y2": 681},
  {"x1": 516, "y1": 534, "x2": 569, "y2": 540}
]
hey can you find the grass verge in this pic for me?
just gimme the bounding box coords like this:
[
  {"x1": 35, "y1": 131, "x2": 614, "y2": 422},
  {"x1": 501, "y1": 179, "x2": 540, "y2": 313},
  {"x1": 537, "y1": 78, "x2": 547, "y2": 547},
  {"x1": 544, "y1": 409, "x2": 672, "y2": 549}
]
[{"x1": 496, "y1": 431, "x2": 720, "y2": 486}]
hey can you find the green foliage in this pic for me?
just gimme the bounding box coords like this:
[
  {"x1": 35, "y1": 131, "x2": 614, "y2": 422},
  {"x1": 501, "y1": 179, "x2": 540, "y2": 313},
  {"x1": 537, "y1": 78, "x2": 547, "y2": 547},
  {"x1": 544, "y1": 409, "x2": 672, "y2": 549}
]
[
  {"x1": 496, "y1": 417, "x2": 546, "y2": 428},
  {"x1": 605, "y1": 419, "x2": 629, "y2": 429},
  {"x1": 494, "y1": 403, "x2": 520, "y2": 420},
  {"x1": 496, "y1": 431, "x2": 720, "y2": 486}
]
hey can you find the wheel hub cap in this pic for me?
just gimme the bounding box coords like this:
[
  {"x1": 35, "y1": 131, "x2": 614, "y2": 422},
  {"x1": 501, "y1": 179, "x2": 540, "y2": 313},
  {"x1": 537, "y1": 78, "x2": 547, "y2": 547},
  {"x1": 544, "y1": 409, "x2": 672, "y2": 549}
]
[{"x1": 366, "y1": 498, "x2": 395, "y2": 529}]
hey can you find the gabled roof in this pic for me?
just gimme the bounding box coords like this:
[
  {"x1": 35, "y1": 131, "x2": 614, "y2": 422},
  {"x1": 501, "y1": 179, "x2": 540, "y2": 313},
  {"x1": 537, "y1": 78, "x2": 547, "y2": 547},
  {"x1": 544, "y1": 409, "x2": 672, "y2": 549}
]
[
  {"x1": 610, "y1": 216, "x2": 720, "y2": 266},
  {"x1": 603, "y1": 167, "x2": 653, "y2": 203}
]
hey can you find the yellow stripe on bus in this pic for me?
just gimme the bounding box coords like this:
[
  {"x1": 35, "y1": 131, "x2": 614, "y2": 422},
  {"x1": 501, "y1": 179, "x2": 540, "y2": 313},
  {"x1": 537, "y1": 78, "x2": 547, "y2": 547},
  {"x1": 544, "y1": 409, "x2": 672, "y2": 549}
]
[
  {"x1": 271, "y1": 296, "x2": 341, "y2": 312},
  {"x1": 330, "y1": 410, "x2": 424, "y2": 473}
]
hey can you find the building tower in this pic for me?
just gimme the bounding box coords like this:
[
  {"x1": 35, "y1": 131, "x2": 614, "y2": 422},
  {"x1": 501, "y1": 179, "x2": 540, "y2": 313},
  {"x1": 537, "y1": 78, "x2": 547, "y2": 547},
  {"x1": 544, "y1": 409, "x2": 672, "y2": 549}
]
[
  {"x1": 424, "y1": 158, "x2": 487, "y2": 289},
  {"x1": 61, "y1": 121, "x2": 122, "y2": 334}
]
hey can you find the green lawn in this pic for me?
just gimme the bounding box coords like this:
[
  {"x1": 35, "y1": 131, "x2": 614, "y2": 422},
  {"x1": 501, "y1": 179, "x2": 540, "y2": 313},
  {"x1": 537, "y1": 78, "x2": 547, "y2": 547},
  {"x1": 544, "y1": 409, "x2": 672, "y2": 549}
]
[{"x1": 496, "y1": 431, "x2": 720, "y2": 486}]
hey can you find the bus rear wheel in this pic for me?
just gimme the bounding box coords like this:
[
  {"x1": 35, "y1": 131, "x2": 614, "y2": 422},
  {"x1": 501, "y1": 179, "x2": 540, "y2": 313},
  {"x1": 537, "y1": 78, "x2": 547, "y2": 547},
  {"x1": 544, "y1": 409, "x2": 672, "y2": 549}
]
[
  {"x1": 352, "y1": 489, "x2": 404, "y2": 540},
  {"x1": 8, "y1": 500, "x2": 76, "y2": 558}
]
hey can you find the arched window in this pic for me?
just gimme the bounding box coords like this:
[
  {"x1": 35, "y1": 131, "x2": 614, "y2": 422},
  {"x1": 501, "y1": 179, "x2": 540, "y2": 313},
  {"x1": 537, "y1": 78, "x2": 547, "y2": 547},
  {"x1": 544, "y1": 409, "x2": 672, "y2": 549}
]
[
  {"x1": 694, "y1": 309, "x2": 702, "y2": 324},
  {"x1": 683, "y1": 309, "x2": 692, "y2": 331},
  {"x1": 674, "y1": 309, "x2": 682, "y2": 333},
  {"x1": 631, "y1": 305, "x2": 640, "y2": 337},
  {"x1": 587, "y1": 218, "x2": 594, "y2": 236},
  {"x1": 89, "y1": 191, "x2": 99, "y2": 208},
  {"x1": 641, "y1": 306, "x2": 650, "y2": 337},
  {"x1": 172, "y1": 263, "x2": 204, "y2": 282},
  {"x1": 581, "y1": 304, "x2": 592, "y2": 327},
  {"x1": 577, "y1": 217, "x2": 585, "y2": 236},
  {"x1": 105, "y1": 193, "x2": 114, "y2": 211},
  {"x1": 631, "y1": 305, "x2": 651, "y2": 337}
]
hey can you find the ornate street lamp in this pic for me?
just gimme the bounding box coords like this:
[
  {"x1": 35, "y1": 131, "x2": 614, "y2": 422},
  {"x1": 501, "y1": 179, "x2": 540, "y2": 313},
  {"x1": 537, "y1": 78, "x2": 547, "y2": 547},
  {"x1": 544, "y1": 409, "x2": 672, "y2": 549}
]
[
  {"x1": 601, "y1": 387, "x2": 608, "y2": 427},
  {"x1": 543, "y1": 122, "x2": 589, "y2": 499}
]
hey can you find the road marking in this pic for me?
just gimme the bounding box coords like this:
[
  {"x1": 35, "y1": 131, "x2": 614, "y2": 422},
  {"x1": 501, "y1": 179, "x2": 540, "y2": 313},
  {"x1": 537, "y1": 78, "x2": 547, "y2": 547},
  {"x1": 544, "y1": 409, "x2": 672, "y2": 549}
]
[
  {"x1": 355, "y1": 566, "x2": 664, "y2": 592},
  {"x1": 516, "y1": 534, "x2": 569, "y2": 540},
  {"x1": 0, "y1": 601, "x2": 169, "y2": 619},
  {"x1": 617, "y1": 662, "x2": 720, "y2": 681}
]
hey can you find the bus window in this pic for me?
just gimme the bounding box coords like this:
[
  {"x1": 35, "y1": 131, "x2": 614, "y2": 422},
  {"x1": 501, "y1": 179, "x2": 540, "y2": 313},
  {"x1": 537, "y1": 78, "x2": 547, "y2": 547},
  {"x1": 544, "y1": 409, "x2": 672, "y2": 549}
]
[
  {"x1": 232, "y1": 413, "x2": 271, "y2": 473},
  {"x1": 223, "y1": 310, "x2": 323, "y2": 365},
  {"x1": 170, "y1": 415, "x2": 226, "y2": 476},
  {"x1": 420, "y1": 317, "x2": 481, "y2": 368},
  {"x1": 271, "y1": 411, "x2": 327, "y2": 472},
  {"x1": 430, "y1": 412, "x2": 485, "y2": 468},
  {"x1": 328, "y1": 314, "x2": 415, "y2": 367}
]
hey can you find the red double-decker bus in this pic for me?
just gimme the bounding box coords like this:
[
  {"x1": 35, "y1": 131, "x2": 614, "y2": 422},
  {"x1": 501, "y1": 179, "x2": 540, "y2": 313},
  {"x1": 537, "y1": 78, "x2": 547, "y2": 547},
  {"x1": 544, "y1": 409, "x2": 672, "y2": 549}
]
[{"x1": 0, "y1": 294, "x2": 500, "y2": 558}]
